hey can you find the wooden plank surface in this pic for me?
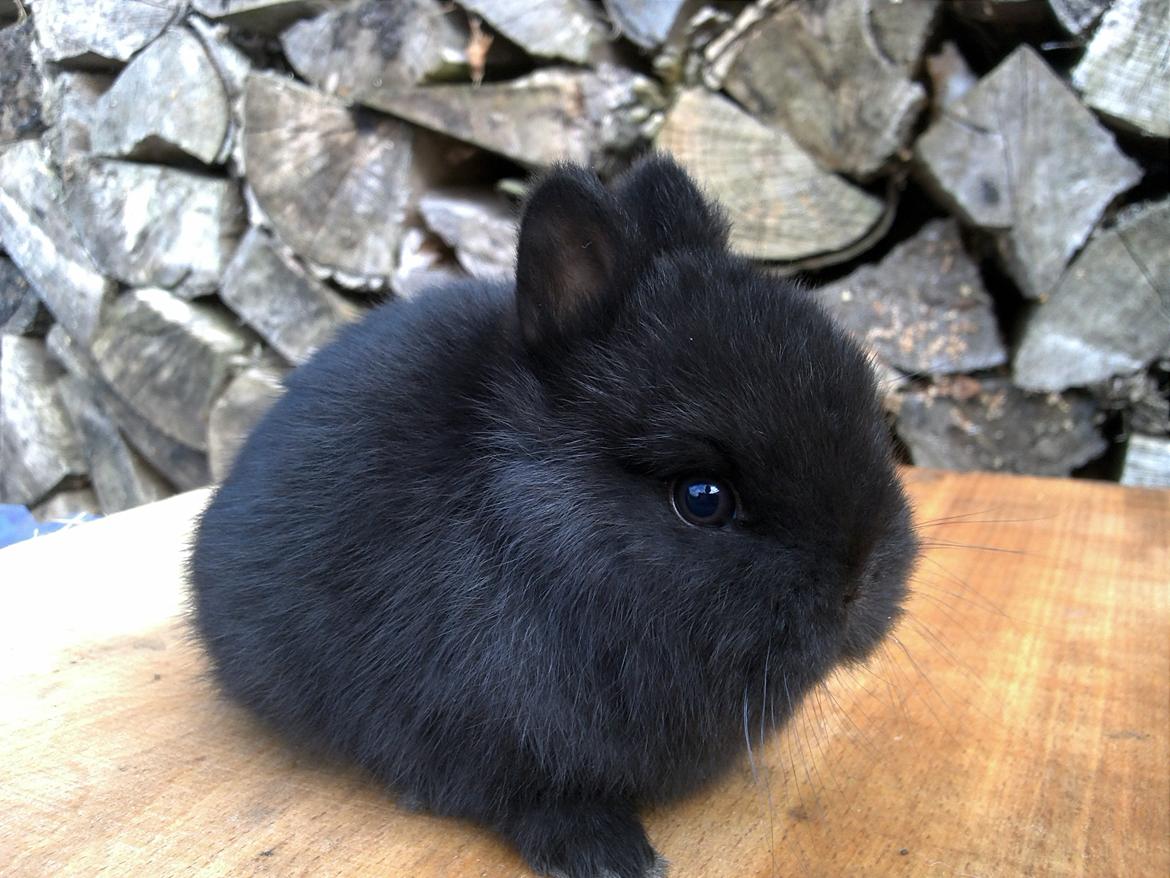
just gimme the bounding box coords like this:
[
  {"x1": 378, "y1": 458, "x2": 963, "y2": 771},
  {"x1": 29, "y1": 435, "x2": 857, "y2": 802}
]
[{"x1": 1, "y1": 469, "x2": 1167, "y2": 877}]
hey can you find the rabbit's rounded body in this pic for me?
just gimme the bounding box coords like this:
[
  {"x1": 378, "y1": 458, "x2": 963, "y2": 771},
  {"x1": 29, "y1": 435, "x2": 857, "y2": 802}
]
[
  {"x1": 194, "y1": 280, "x2": 747, "y2": 806},
  {"x1": 191, "y1": 158, "x2": 917, "y2": 878}
]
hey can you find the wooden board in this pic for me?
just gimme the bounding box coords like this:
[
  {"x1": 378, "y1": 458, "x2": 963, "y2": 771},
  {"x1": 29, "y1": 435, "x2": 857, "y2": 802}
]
[{"x1": 1, "y1": 469, "x2": 1167, "y2": 877}]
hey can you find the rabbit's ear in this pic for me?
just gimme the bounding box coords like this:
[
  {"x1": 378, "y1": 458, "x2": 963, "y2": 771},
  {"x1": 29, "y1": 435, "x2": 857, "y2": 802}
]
[
  {"x1": 515, "y1": 166, "x2": 624, "y2": 355},
  {"x1": 613, "y1": 154, "x2": 728, "y2": 253}
]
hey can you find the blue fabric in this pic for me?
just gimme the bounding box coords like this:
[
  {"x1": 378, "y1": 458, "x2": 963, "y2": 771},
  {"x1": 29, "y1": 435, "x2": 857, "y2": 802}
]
[{"x1": 0, "y1": 504, "x2": 100, "y2": 549}]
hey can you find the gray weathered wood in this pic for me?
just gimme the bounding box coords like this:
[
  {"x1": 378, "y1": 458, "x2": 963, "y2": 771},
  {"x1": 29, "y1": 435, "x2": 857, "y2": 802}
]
[
  {"x1": 0, "y1": 256, "x2": 50, "y2": 336},
  {"x1": 1120, "y1": 434, "x2": 1170, "y2": 487},
  {"x1": 282, "y1": 0, "x2": 476, "y2": 97},
  {"x1": 191, "y1": 0, "x2": 337, "y2": 34},
  {"x1": 916, "y1": 45, "x2": 1141, "y2": 300},
  {"x1": 1126, "y1": 374, "x2": 1170, "y2": 436},
  {"x1": 186, "y1": 16, "x2": 254, "y2": 167},
  {"x1": 1014, "y1": 198, "x2": 1170, "y2": 392},
  {"x1": 0, "y1": 141, "x2": 115, "y2": 344},
  {"x1": 457, "y1": 0, "x2": 604, "y2": 64},
  {"x1": 57, "y1": 376, "x2": 173, "y2": 514},
  {"x1": 868, "y1": 0, "x2": 943, "y2": 73},
  {"x1": 1049, "y1": 0, "x2": 1110, "y2": 33},
  {"x1": 88, "y1": 289, "x2": 252, "y2": 452},
  {"x1": 63, "y1": 159, "x2": 244, "y2": 299},
  {"x1": 925, "y1": 42, "x2": 977, "y2": 114},
  {"x1": 895, "y1": 377, "x2": 1106, "y2": 475},
  {"x1": 390, "y1": 227, "x2": 465, "y2": 299},
  {"x1": 419, "y1": 188, "x2": 518, "y2": 279},
  {"x1": 720, "y1": 0, "x2": 935, "y2": 178},
  {"x1": 208, "y1": 365, "x2": 287, "y2": 482},
  {"x1": 1072, "y1": 0, "x2": 1170, "y2": 138},
  {"x1": 89, "y1": 27, "x2": 230, "y2": 165},
  {"x1": 42, "y1": 71, "x2": 113, "y2": 166},
  {"x1": 243, "y1": 72, "x2": 417, "y2": 282},
  {"x1": 33, "y1": 0, "x2": 185, "y2": 67},
  {"x1": 652, "y1": 4, "x2": 734, "y2": 88},
  {"x1": 0, "y1": 336, "x2": 86, "y2": 507},
  {"x1": 0, "y1": 20, "x2": 43, "y2": 145},
  {"x1": 46, "y1": 325, "x2": 211, "y2": 491},
  {"x1": 330, "y1": 64, "x2": 662, "y2": 170},
  {"x1": 220, "y1": 228, "x2": 360, "y2": 365},
  {"x1": 604, "y1": 0, "x2": 687, "y2": 50},
  {"x1": 818, "y1": 220, "x2": 1007, "y2": 376},
  {"x1": 656, "y1": 87, "x2": 886, "y2": 263}
]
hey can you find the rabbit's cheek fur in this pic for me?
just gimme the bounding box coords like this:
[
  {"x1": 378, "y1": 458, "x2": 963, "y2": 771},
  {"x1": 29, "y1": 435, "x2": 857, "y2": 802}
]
[{"x1": 190, "y1": 156, "x2": 918, "y2": 878}]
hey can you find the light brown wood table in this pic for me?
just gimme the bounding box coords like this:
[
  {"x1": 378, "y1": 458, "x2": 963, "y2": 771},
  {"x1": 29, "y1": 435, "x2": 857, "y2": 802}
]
[{"x1": 1, "y1": 469, "x2": 1166, "y2": 877}]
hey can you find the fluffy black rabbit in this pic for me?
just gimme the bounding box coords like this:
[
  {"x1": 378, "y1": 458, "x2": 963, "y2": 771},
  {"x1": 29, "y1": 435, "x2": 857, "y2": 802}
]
[{"x1": 190, "y1": 155, "x2": 918, "y2": 877}]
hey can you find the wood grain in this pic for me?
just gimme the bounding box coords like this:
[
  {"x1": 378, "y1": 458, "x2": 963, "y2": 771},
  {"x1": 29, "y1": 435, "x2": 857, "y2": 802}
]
[{"x1": 1, "y1": 469, "x2": 1166, "y2": 877}]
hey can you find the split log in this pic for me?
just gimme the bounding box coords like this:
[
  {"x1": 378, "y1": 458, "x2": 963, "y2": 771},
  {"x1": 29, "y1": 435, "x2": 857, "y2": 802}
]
[
  {"x1": 457, "y1": 0, "x2": 605, "y2": 64},
  {"x1": 46, "y1": 326, "x2": 211, "y2": 491},
  {"x1": 57, "y1": 377, "x2": 173, "y2": 514},
  {"x1": 0, "y1": 336, "x2": 86, "y2": 507},
  {"x1": 220, "y1": 228, "x2": 361, "y2": 365},
  {"x1": 925, "y1": 42, "x2": 977, "y2": 114},
  {"x1": 185, "y1": 16, "x2": 251, "y2": 102},
  {"x1": 1128, "y1": 376, "x2": 1170, "y2": 436},
  {"x1": 1121, "y1": 434, "x2": 1170, "y2": 487},
  {"x1": 1049, "y1": 0, "x2": 1110, "y2": 34},
  {"x1": 720, "y1": 0, "x2": 936, "y2": 179},
  {"x1": 33, "y1": 0, "x2": 185, "y2": 67},
  {"x1": 63, "y1": 159, "x2": 245, "y2": 299},
  {"x1": 0, "y1": 256, "x2": 50, "y2": 336},
  {"x1": 1014, "y1": 198, "x2": 1170, "y2": 392},
  {"x1": 309, "y1": 63, "x2": 663, "y2": 170},
  {"x1": 243, "y1": 72, "x2": 417, "y2": 282},
  {"x1": 656, "y1": 88, "x2": 886, "y2": 263},
  {"x1": 87, "y1": 289, "x2": 253, "y2": 452},
  {"x1": 191, "y1": 0, "x2": 336, "y2": 35},
  {"x1": 1072, "y1": 0, "x2": 1170, "y2": 138},
  {"x1": 0, "y1": 141, "x2": 115, "y2": 344},
  {"x1": 818, "y1": 219, "x2": 1007, "y2": 376},
  {"x1": 186, "y1": 16, "x2": 255, "y2": 168},
  {"x1": 282, "y1": 0, "x2": 477, "y2": 96},
  {"x1": 391, "y1": 227, "x2": 465, "y2": 299},
  {"x1": 604, "y1": 0, "x2": 688, "y2": 50},
  {"x1": 1094, "y1": 370, "x2": 1170, "y2": 435},
  {"x1": 895, "y1": 377, "x2": 1106, "y2": 476},
  {"x1": 89, "y1": 27, "x2": 231, "y2": 166},
  {"x1": 42, "y1": 71, "x2": 113, "y2": 166},
  {"x1": 916, "y1": 45, "x2": 1141, "y2": 300},
  {"x1": 31, "y1": 487, "x2": 101, "y2": 521},
  {"x1": 0, "y1": 20, "x2": 44, "y2": 145},
  {"x1": 418, "y1": 188, "x2": 518, "y2": 279},
  {"x1": 652, "y1": 4, "x2": 735, "y2": 88},
  {"x1": 866, "y1": 0, "x2": 942, "y2": 73},
  {"x1": 208, "y1": 365, "x2": 287, "y2": 482}
]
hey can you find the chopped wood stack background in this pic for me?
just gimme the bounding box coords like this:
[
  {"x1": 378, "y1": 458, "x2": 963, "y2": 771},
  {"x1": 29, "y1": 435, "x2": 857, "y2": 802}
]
[{"x1": 1, "y1": 0, "x2": 1167, "y2": 520}]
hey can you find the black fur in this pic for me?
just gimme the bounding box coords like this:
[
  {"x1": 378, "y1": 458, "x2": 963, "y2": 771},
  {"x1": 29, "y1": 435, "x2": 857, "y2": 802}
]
[{"x1": 190, "y1": 155, "x2": 918, "y2": 877}]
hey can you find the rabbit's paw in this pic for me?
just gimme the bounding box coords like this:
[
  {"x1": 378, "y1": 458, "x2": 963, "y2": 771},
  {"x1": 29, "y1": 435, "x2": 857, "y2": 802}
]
[{"x1": 503, "y1": 801, "x2": 665, "y2": 878}]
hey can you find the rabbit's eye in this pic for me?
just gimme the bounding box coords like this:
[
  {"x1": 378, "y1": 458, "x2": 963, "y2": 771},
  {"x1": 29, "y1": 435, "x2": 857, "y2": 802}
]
[{"x1": 671, "y1": 478, "x2": 736, "y2": 527}]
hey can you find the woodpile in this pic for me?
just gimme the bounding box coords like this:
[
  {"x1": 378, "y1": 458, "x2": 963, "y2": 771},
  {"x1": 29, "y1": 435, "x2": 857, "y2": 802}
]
[{"x1": 1, "y1": 0, "x2": 1167, "y2": 519}]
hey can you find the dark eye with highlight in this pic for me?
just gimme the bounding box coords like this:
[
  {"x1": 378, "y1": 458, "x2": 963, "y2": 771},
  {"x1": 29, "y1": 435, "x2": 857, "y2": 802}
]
[{"x1": 671, "y1": 478, "x2": 736, "y2": 527}]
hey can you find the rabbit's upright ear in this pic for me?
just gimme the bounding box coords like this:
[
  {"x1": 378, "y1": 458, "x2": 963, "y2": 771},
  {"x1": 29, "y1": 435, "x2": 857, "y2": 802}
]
[
  {"x1": 614, "y1": 154, "x2": 728, "y2": 253},
  {"x1": 515, "y1": 166, "x2": 624, "y2": 355}
]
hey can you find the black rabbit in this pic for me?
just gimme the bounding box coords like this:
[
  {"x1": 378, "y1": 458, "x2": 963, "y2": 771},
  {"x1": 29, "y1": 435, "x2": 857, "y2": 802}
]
[{"x1": 190, "y1": 155, "x2": 919, "y2": 877}]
